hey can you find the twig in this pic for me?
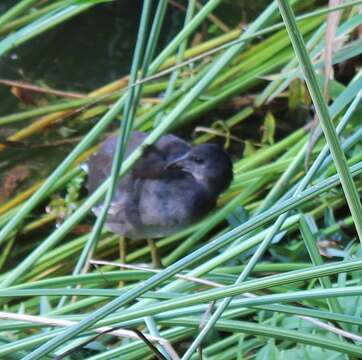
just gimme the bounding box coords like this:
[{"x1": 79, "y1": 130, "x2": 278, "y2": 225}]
[
  {"x1": 299, "y1": 315, "x2": 362, "y2": 342},
  {"x1": 0, "y1": 311, "x2": 181, "y2": 359},
  {"x1": 90, "y1": 259, "x2": 223, "y2": 288},
  {"x1": 198, "y1": 301, "x2": 215, "y2": 360},
  {"x1": 0, "y1": 79, "x2": 85, "y2": 99},
  {"x1": 195, "y1": 1, "x2": 230, "y2": 33},
  {"x1": 0, "y1": 311, "x2": 161, "y2": 342},
  {"x1": 169, "y1": 0, "x2": 230, "y2": 32}
]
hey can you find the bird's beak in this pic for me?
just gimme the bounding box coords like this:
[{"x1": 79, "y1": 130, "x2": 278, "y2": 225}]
[{"x1": 164, "y1": 153, "x2": 190, "y2": 171}]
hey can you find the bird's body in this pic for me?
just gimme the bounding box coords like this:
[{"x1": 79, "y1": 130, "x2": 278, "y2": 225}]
[{"x1": 87, "y1": 131, "x2": 233, "y2": 240}]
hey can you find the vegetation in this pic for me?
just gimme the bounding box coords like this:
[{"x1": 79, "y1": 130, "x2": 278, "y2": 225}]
[{"x1": 0, "y1": 0, "x2": 361, "y2": 359}]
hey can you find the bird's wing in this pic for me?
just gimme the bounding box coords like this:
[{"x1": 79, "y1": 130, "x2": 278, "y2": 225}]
[
  {"x1": 124, "y1": 131, "x2": 148, "y2": 155},
  {"x1": 87, "y1": 131, "x2": 191, "y2": 191},
  {"x1": 86, "y1": 132, "x2": 146, "y2": 192},
  {"x1": 130, "y1": 133, "x2": 191, "y2": 179},
  {"x1": 87, "y1": 136, "x2": 116, "y2": 194},
  {"x1": 156, "y1": 134, "x2": 191, "y2": 162}
]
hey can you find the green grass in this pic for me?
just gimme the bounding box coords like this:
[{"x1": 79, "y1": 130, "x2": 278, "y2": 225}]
[{"x1": 0, "y1": 1, "x2": 361, "y2": 359}]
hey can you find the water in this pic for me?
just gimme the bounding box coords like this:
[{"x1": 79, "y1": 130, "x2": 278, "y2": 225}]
[{"x1": 0, "y1": 1, "x2": 269, "y2": 93}]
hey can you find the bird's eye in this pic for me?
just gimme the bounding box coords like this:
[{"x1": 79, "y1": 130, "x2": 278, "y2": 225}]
[{"x1": 192, "y1": 156, "x2": 205, "y2": 164}]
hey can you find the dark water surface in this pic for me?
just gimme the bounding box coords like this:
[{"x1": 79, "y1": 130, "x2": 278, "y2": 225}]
[{"x1": 0, "y1": 1, "x2": 268, "y2": 94}]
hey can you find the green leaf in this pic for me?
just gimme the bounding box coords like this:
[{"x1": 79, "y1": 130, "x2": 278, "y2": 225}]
[
  {"x1": 243, "y1": 140, "x2": 257, "y2": 157},
  {"x1": 262, "y1": 112, "x2": 276, "y2": 145}
]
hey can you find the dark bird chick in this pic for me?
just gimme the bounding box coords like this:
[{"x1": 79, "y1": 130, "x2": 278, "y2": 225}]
[{"x1": 87, "y1": 131, "x2": 233, "y2": 241}]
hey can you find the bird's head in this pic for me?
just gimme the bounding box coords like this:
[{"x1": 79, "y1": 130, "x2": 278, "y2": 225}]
[{"x1": 166, "y1": 143, "x2": 233, "y2": 195}]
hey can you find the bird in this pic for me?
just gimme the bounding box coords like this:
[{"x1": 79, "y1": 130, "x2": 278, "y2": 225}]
[{"x1": 86, "y1": 131, "x2": 233, "y2": 266}]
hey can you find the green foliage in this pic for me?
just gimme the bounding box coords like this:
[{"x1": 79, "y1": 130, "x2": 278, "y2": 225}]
[
  {"x1": 261, "y1": 112, "x2": 276, "y2": 145},
  {"x1": 0, "y1": 0, "x2": 361, "y2": 359}
]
